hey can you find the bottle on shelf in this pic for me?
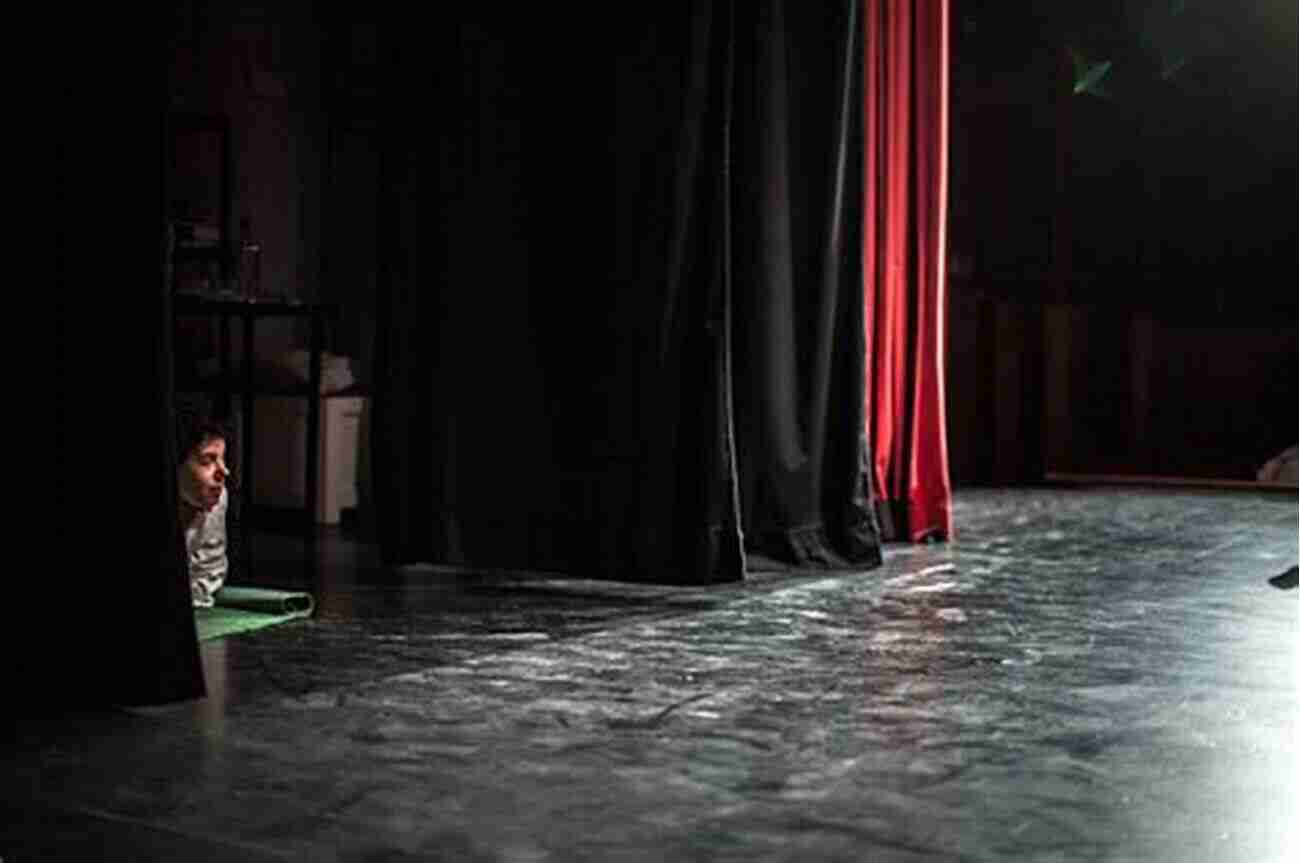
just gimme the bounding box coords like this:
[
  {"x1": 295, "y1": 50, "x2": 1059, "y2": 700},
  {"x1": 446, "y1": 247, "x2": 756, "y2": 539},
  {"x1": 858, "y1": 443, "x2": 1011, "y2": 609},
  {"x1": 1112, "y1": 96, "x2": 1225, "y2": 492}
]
[{"x1": 239, "y1": 217, "x2": 262, "y2": 300}]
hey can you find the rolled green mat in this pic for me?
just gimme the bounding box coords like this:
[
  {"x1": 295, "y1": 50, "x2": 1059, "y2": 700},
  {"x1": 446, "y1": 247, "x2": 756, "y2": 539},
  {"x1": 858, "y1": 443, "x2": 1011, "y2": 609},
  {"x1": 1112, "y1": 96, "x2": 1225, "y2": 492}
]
[{"x1": 213, "y1": 586, "x2": 315, "y2": 616}]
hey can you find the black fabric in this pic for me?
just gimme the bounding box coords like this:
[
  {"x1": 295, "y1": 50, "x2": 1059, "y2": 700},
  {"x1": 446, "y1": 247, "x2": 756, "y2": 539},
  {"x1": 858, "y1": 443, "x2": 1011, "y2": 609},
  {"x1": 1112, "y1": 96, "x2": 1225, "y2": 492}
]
[
  {"x1": 32, "y1": 38, "x2": 205, "y2": 713},
  {"x1": 731, "y1": 0, "x2": 882, "y2": 568},
  {"x1": 371, "y1": 1, "x2": 881, "y2": 584}
]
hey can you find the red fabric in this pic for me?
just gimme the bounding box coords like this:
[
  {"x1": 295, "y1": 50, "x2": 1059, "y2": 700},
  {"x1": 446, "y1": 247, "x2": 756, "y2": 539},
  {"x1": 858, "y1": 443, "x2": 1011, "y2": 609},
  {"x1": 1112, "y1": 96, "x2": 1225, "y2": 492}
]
[{"x1": 862, "y1": 0, "x2": 952, "y2": 542}]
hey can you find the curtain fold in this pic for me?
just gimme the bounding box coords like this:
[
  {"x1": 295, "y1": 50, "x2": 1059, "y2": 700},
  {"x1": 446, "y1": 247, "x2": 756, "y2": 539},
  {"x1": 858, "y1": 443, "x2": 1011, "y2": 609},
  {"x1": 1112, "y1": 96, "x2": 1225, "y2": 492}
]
[
  {"x1": 371, "y1": 20, "x2": 431, "y2": 568},
  {"x1": 372, "y1": 6, "x2": 747, "y2": 584},
  {"x1": 372, "y1": 1, "x2": 891, "y2": 582},
  {"x1": 862, "y1": 0, "x2": 953, "y2": 542},
  {"x1": 731, "y1": 0, "x2": 884, "y2": 569}
]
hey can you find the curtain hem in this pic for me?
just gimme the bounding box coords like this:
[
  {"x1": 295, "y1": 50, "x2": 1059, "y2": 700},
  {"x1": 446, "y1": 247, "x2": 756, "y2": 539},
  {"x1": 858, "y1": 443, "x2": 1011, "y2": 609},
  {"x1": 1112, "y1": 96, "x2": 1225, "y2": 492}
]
[{"x1": 875, "y1": 496, "x2": 950, "y2": 543}]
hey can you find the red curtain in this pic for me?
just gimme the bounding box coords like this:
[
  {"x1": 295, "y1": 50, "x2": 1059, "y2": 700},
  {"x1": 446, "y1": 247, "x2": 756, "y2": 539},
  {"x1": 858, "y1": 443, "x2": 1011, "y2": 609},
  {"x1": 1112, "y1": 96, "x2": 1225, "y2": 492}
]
[{"x1": 862, "y1": 0, "x2": 952, "y2": 542}]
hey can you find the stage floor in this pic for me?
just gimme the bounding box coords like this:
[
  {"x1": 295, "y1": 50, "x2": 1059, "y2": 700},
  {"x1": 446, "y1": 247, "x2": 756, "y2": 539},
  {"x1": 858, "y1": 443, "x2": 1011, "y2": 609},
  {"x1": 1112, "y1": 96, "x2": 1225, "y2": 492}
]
[{"x1": 4, "y1": 487, "x2": 1297, "y2": 861}]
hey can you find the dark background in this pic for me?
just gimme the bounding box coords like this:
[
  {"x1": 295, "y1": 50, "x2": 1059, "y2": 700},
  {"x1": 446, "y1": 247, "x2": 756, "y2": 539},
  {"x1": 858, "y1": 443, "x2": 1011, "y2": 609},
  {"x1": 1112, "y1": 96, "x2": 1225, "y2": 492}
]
[
  {"x1": 153, "y1": 0, "x2": 1297, "y2": 495},
  {"x1": 948, "y1": 0, "x2": 1297, "y2": 482}
]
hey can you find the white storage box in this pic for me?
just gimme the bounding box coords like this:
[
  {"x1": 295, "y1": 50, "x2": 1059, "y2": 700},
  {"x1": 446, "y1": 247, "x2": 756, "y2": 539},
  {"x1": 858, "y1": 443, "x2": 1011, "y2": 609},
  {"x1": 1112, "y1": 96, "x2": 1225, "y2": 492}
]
[{"x1": 251, "y1": 394, "x2": 365, "y2": 524}]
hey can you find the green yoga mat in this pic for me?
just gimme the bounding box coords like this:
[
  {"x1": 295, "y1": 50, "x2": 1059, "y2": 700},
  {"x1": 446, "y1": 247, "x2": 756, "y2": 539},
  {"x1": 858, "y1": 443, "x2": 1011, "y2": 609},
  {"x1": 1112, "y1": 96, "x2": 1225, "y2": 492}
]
[{"x1": 195, "y1": 586, "x2": 315, "y2": 642}]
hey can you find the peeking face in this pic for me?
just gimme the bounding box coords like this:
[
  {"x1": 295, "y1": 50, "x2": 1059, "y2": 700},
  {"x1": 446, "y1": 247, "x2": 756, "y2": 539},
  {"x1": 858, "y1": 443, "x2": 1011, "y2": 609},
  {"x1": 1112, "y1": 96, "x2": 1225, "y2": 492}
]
[{"x1": 179, "y1": 436, "x2": 229, "y2": 511}]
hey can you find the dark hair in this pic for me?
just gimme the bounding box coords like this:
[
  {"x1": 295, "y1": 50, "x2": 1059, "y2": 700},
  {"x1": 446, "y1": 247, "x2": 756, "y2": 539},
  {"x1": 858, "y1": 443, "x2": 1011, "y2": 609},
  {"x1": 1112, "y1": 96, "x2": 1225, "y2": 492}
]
[{"x1": 174, "y1": 399, "x2": 233, "y2": 467}]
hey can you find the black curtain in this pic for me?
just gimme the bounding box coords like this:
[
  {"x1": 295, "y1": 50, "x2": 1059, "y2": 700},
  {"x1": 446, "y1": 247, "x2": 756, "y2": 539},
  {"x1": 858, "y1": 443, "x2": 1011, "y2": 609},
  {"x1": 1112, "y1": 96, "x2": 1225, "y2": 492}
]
[
  {"x1": 731, "y1": 0, "x2": 882, "y2": 569},
  {"x1": 31, "y1": 30, "x2": 205, "y2": 713},
  {"x1": 372, "y1": 0, "x2": 881, "y2": 584}
]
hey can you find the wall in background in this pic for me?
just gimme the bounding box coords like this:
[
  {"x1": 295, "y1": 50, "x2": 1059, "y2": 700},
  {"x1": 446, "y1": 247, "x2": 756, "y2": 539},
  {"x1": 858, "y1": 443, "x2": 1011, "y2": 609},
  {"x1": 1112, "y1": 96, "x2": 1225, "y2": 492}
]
[{"x1": 167, "y1": 0, "x2": 324, "y2": 360}]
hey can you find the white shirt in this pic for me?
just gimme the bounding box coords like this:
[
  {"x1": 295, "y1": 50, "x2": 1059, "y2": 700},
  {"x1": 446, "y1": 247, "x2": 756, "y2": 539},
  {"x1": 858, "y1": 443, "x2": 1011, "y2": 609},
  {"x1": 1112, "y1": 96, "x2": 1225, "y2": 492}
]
[{"x1": 184, "y1": 486, "x2": 228, "y2": 608}]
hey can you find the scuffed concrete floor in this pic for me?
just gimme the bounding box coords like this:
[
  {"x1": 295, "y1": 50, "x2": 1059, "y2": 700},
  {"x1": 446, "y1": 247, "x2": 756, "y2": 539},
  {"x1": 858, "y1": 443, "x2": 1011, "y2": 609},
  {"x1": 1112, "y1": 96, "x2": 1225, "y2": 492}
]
[{"x1": 3, "y1": 488, "x2": 1297, "y2": 862}]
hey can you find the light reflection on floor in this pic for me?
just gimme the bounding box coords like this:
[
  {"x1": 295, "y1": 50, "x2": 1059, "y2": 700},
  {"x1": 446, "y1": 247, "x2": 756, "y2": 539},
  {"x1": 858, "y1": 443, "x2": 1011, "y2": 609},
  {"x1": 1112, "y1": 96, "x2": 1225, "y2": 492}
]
[{"x1": 3, "y1": 487, "x2": 1296, "y2": 862}]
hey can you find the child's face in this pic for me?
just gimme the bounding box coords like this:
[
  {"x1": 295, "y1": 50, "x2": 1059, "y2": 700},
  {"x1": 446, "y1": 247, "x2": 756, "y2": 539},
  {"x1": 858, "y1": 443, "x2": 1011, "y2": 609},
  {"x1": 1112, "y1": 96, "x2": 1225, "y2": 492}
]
[{"x1": 180, "y1": 437, "x2": 228, "y2": 511}]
